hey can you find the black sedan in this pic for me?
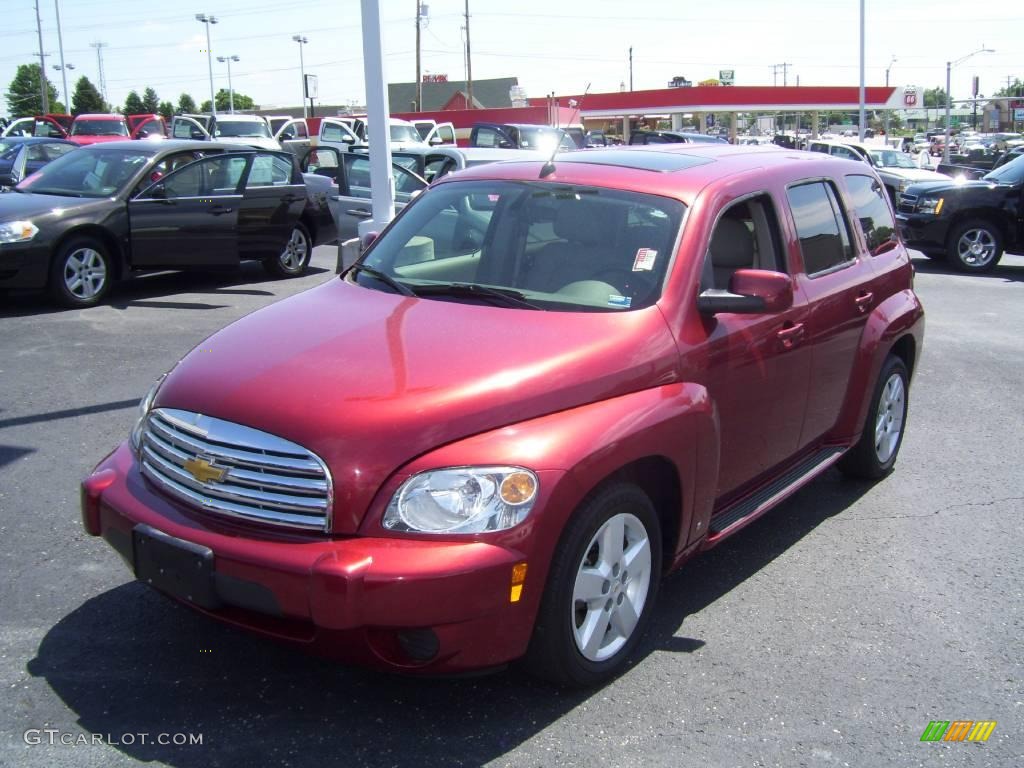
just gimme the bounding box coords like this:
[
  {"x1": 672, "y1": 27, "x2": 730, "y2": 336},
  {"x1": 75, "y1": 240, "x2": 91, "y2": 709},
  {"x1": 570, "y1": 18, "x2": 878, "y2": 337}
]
[
  {"x1": 0, "y1": 140, "x2": 336, "y2": 307},
  {"x1": 0, "y1": 137, "x2": 78, "y2": 189}
]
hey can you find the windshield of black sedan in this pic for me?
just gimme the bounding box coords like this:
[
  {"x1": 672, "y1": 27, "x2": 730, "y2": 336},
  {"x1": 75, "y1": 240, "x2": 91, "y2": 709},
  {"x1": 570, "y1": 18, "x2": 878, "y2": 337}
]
[
  {"x1": 15, "y1": 148, "x2": 149, "y2": 197},
  {"x1": 70, "y1": 119, "x2": 129, "y2": 137},
  {"x1": 215, "y1": 120, "x2": 271, "y2": 138},
  {"x1": 353, "y1": 180, "x2": 684, "y2": 312},
  {"x1": 983, "y1": 154, "x2": 1024, "y2": 185}
]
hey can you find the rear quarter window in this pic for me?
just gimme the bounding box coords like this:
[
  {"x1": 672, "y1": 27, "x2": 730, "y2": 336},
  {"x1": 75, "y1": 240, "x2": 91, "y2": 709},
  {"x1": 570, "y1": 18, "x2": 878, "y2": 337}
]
[
  {"x1": 845, "y1": 174, "x2": 898, "y2": 254},
  {"x1": 787, "y1": 181, "x2": 856, "y2": 276}
]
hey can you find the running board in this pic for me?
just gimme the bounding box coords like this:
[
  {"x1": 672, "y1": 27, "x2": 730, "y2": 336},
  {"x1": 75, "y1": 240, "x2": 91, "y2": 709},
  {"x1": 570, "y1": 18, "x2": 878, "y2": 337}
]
[{"x1": 707, "y1": 447, "x2": 845, "y2": 543}]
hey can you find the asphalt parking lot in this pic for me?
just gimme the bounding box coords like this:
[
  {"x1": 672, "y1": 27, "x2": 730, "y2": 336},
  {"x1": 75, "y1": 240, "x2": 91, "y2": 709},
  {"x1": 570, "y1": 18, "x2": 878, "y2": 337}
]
[{"x1": 1, "y1": 246, "x2": 1021, "y2": 768}]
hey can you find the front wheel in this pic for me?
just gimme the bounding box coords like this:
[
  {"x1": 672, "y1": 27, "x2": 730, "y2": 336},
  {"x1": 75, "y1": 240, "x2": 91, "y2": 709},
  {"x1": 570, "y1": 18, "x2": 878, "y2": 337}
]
[
  {"x1": 264, "y1": 222, "x2": 312, "y2": 277},
  {"x1": 946, "y1": 219, "x2": 1003, "y2": 273},
  {"x1": 524, "y1": 483, "x2": 661, "y2": 687},
  {"x1": 838, "y1": 355, "x2": 910, "y2": 480},
  {"x1": 49, "y1": 237, "x2": 113, "y2": 308}
]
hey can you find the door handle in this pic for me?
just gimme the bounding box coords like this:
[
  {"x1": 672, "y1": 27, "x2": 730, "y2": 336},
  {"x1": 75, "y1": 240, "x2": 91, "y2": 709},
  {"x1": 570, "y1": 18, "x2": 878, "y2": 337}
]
[
  {"x1": 346, "y1": 209, "x2": 372, "y2": 218},
  {"x1": 776, "y1": 322, "x2": 805, "y2": 350},
  {"x1": 209, "y1": 205, "x2": 233, "y2": 215},
  {"x1": 854, "y1": 291, "x2": 874, "y2": 313}
]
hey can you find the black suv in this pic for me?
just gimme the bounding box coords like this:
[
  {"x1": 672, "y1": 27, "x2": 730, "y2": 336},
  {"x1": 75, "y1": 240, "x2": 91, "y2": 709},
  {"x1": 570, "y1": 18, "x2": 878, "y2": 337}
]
[{"x1": 895, "y1": 154, "x2": 1024, "y2": 272}]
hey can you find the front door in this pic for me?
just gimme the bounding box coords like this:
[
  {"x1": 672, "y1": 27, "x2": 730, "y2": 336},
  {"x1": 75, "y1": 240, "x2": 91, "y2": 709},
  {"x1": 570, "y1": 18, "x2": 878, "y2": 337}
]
[{"x1": 128, "y1": 154, "x2": 245, "y2": 268}]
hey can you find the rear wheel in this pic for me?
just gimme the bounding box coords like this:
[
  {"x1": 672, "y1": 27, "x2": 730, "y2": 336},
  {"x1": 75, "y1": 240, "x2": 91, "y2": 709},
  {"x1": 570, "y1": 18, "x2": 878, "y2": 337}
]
[
  {"x1": 264, "y1": 222, "x2": 311, "y2": 277},
  {"x1": 524, "y1": 483, "x2": 661, "y2": 687},
  {"x1": 946, "y1": 219, "x2": 1002, "y2": 272},
  {"x1": 838, "y1": 354, "x2": 909, "y2": 480},
  {"x1": 49, "y1": 237, "x2": 113, "y2": 308}
]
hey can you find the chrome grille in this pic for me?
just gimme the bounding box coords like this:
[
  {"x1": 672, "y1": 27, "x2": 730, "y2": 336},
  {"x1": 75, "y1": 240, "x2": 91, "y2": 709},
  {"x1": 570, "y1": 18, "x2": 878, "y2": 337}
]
[
  {"x1": 139, "y1": 408, "x2": 332, "y2": 532},
  {"x1": 897, "y1": 193, "x2": 918, "y2": 214}
]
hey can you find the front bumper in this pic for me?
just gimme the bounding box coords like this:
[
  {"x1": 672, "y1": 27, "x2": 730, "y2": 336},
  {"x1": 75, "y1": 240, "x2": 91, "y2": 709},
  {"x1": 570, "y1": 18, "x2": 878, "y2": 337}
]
[
  {"x1": 0, "y1": 240, "x2": 49, "y2": 288},
  {"x1": 82, "y1": 443, "x2": 543, "y2": 673},
  {"x1": 895, "y1": 213, "x2": 948, "y2": 253}
]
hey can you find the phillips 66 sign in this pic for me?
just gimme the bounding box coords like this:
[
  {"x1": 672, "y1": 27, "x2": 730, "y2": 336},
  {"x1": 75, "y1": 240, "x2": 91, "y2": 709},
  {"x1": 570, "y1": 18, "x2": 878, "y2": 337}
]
[{"x1": 903, "y1": 86, "x2": 922, "y2": 107}]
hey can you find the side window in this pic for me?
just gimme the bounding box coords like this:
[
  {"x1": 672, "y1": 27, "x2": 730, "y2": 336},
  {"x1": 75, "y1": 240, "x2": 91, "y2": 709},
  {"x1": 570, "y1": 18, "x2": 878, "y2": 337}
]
[
  {"x1": 703, "y1": 194, "x2": 786, "y2": 290},
  {"x1": 393, "y1": 165, "x2": 426, "y2": 197},
  {"x1": 303, "y1": 147, "x2": 340, "y2": 180},
  {"x1": 787, "y1": 181, "x2": 856, "y2": 276},
  {"x1": 45, "y1": 143, "x2": 76, "y2": 160},
  {"x1": 473, "y1": 127, "x2": 501, "y2": 148},
  {"x1": 172, "y1": 121, "x2": 193, "y2": 139},
  {"x1": 136, "y1": 119, "x2": 163, "y2": 137},
  {"x1": 247, "y1": 154, "x2": 294, "y2": 187},
  {"x1": 845, "y1": 174, "x2": 898, "y2": 255},
  {"x1": 143, "y1": 155, "x2": 247, "y2": 198},
  {"x1": 831, "y1": 146, "x2": 860, "y2": 162},
  {"x1": 808, "y1": 143, "x2": 829, "y2": 154},
  {"x1": 344, "y1": 155, "x2": 372, "y2": 195},
  {"x1": 322, "y1": 123, "x2": 353, "y2": 143},
  {"x1": 424, "y1": 156, "x2": 457, "y2": 182},
  {"x1": 437, "y1": 125, "x2": 455, "y2": 144}
]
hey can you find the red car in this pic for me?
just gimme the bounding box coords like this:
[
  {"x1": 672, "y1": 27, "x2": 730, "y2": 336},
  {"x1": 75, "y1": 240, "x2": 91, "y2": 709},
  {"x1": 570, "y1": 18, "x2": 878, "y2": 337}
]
[
  {"x1": 82, "y1": 144, "x2": 924, "y2": 686},
  {"x1": 67, "y1": 113, "x2": 166, "y2": 145}
]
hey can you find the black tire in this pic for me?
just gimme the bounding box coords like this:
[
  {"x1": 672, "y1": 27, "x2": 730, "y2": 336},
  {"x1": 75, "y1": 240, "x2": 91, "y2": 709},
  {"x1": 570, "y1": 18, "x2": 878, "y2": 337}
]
[
  {"x1": 838, "y1": 355, "x2": 910, "y2": 480},
  {"x1": 523, "y1": 483, "x2": 662, "y2": 687},
  {"x1": 48, "y1": 236, "x2": 113, "y2": 308},
  {"x1": 946, "y1": 218, "x2": 1003, "y2": 273},
  {"x1": 264, "y1": 222, "x2": 312, "y2": 277}
]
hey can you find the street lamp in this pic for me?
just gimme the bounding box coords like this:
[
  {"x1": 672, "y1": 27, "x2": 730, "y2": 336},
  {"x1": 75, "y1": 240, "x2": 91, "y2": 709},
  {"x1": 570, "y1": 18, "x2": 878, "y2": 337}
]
[
  {"x1": 944, "y1": 46, "x2": 994, "y2": 163},
  {"x1": 195, "y1": 13, "x2": 219, "y2": 117},
  {"x1": 292, "y1": 35, "x2": 309, "y2": 118},
  {"x1": 216, "y1": 55, "x2": 239, "y2": 113},
  {"x1": 52, "y1": 63, "x2": 75, "y2": 112},
  {"x1": 884, "y1": 55, "x2": 897, "y2": 138}
]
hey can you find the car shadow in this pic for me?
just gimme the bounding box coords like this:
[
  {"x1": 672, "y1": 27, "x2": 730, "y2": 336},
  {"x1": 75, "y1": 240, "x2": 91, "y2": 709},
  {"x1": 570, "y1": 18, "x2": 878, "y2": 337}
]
[
  {"x1": 910, "y1": 252, "x2": 1024, "y2": 282},
  {"x1": 0, "y1": 263, "x2": 330, "y2": 318},
  {"x1": 27, "y1": 468, "x2": 872, "y2": 767}
]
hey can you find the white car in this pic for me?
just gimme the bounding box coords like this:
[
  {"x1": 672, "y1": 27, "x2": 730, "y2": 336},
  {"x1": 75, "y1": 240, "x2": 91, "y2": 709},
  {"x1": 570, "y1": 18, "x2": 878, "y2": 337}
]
[
  {"x1": 170, "y1": 114, "x2": 308, "y2": 151},
  {"x1": 805, "y1": 139, "x2": 949, "y2": 202}
]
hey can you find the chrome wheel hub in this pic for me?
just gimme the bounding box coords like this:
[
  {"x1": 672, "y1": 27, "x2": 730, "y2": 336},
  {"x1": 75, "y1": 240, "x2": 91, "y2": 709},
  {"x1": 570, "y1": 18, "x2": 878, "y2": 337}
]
[
  {"x1": 957, "y1": 229, "x2": 996, "y2": 267},
  {"x1": 63, "y1": 248, "x2": 107, "y2": 300},
  {"x1": 572, "y1": 512, "x2": 652, "y2": 662},
  {"x1": 280, "y1": 228, "x2": 308, "y2": 270},
  {"x1": 874, "y1": 373, "x2": 906, "y2": 463}
]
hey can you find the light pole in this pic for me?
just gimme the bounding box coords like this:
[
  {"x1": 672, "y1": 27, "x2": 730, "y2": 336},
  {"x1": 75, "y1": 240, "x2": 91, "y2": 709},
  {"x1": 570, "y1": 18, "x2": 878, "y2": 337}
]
[
  {"x1": 195, "y1": 14, "x2": 218, "y2": 116},
  {"x1": 884, "y1": 55, "x2": 897, "y2": 138},
  {"x1": 52, "y1": 63, "x2": 75, "y2": 111},
  {"x1": 292, "y1": 35, "x2": 308, "y2": 118},
  {"x1": 944, "y1": 46, "x2": 994, "y2": 163},
  {"x1": 216, "y1": 55, "x2": 239, "y2": 113}
]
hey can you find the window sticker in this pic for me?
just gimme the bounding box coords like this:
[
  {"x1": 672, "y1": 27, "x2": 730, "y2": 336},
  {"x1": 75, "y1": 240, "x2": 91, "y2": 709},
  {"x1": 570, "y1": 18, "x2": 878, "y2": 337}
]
[
  {"x1": 632, "y1": 248, "x2": 658, "y2": 271},
  {"x1": 608, "y1": 294, "x2": 632, "y2": 308}
]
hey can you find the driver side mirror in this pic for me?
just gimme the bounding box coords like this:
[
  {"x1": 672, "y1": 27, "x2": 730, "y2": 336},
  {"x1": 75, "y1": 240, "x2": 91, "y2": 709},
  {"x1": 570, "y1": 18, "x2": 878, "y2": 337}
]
[{"x1": 697, "y1": 269, "x2": 793, "y2": 315}]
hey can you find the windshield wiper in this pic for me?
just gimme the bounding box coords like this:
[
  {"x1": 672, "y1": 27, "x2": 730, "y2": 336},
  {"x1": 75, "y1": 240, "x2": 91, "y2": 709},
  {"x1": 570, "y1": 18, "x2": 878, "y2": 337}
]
[
  {"x1": 348, "y1": 263, "x2": 416, "y2": 296},
  {"x1": 413, "y1": 282, "x2": 543, "y2": 310}
]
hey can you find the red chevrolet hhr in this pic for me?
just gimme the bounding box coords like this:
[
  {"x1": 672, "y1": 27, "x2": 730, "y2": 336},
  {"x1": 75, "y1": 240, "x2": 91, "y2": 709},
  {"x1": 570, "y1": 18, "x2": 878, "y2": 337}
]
[{"x1": 82, "y1": 144, "x2": 924, "y2": 686}]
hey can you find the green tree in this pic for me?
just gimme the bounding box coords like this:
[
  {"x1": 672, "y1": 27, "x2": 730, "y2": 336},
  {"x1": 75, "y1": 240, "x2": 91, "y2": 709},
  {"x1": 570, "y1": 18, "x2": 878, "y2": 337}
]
[
  {"x1": 994, "y1": 78, "x2": 1023, "y2": 97},
  {"x1": 123, "y1": 90, "x2": 144, "y2": 114},
  {"x1": 71, "y1": 76, "x2": 106, "y2": 115},
  {"x1": 5, "y1": 63, "x2": 61, "y2": 118},
  {"x1": 923, "y1": 87, "x2": 949, "y2": 108},
  {"x1": 157, "y1": 100, "x2": 174, "y2": 121},
  {"x1": 141, "y1": 87, "x2": 160, "y2": 113},
  {"x1": 177, "y1": 93, "x2": 197, "y2": 114},
  {"x1": 201, "y1": 89, "x2": 257, "y2": 113}
]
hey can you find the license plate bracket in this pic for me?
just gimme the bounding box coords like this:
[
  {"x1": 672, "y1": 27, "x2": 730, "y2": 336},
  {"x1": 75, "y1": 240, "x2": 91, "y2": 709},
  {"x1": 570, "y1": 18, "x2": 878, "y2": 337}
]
[{"x1": 133, "y1": 524, "x2": 221, "y2": 610}]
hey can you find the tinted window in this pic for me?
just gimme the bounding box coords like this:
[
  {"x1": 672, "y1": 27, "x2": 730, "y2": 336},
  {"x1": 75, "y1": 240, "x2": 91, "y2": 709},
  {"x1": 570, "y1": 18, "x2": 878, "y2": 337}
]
[
  {"x1": 146, "y1": 155, "x2": 247, "y2": 198},
  {"x1": 70, "y1": 119, "x2": 128, "y2": 137},
  {"x1": 473, "y1": 127, "x2": 503, "y2": 148},
  {"x1": 215, "y1": 120, "x2": 271, "y2": 139},
  {"x1": 16, "y1": 148, "x2": 149, "y2": 197},
  {"x1": 845, "y1": 175, "x2": 897, "y2": 255},
  {"x1": 172, "y1": 121, "x2": 196, "y2": 139},
  {"x1": 247, "y1": 154, "x2": 293, "y2": 187},
  {"x1": 787, "y1": 181, "x2": 855, "y2": 275}
]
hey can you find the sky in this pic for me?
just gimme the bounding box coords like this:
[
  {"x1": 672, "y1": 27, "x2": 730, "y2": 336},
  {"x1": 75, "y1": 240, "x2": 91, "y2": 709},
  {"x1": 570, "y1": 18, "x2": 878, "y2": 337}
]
[{"x1": 2, "y1": 0, "x2": 1020, "y2": 117}]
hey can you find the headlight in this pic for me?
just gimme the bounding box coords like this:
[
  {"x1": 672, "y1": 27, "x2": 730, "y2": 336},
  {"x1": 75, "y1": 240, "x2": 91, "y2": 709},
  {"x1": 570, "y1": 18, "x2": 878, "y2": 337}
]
[
  {"x1": 0, "y1": 220, "x2": 39, "y2": 243},
  {"x1": 917, "y1": 197, "x2": 944, "y2": 215},
  {"x1": 130, "y1": 375, "x2": 166, "y2": 451},
  {"x1": 383, "y1": 466, "x2": 539, "y2": 534}
]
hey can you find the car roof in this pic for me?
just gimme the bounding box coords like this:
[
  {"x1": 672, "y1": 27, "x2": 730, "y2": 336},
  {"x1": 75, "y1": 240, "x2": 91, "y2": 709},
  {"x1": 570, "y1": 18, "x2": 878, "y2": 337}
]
[
  {"x1": 435, "y1": 143, "x2": 876, "y2": 203},
  {"x1": 76, "y1": 139, "x2": 264, "y2": 154}
]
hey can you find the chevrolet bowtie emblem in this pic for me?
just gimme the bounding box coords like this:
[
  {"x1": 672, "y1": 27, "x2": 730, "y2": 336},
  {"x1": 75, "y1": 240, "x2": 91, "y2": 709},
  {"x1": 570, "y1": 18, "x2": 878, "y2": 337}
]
[{"x1": 183, "y1": 456, "x2": 227, "y2": 484}]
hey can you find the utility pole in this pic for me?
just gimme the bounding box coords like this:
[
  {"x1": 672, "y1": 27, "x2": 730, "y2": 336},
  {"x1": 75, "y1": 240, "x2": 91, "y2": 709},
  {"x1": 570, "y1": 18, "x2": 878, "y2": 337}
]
[
  {"x1": 90, "y1": 42, "x2": 108, "y2": 105},
  {"x1": 34, "y1": 0, "x2": 50, "y2": 113},
  {"x1": 771, "y1": 64, "x2": 791, "y2": 87},
  {"x1": 54, "y1": 0, "x2": 69, "y2": 111},
  {"x1": 415, "y1": 1, "x2": 422, "y2": 111},
  {"x1": 629, "y1": 47, "x2": 633, "y2": 91},
  {"x1": 464, "y1": 0, "x2": 473, "y2": 108}
]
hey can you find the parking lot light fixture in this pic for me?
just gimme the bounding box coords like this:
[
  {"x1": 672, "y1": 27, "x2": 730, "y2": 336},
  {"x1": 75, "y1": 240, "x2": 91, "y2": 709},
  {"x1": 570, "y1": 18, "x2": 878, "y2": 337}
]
[
  {"x1": 217, "y1": 55, "x2": 240, "y2": 114},
  {"x1": 292, "y1": 35, "x2": 309, "y2": 119},
  {"x1": 944, "y1": 47, "x2": 994, "y2": 164},
  {"x1": 196, "y1": 14, "x2": 219, "y2": 117}
]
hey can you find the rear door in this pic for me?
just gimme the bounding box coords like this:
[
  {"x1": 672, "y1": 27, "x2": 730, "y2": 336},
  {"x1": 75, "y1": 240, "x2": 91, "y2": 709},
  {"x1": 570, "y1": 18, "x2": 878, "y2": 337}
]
[
  {"x1": 335, "y1": 153, "x2": 427, "y2": 241},
  {"x1": 423, "y1": 122, "x2": 456, "y2": 146},
  {"x1": 170, "y1": 116, "x2": 211, "y2": 141},
  {"x1": 128, "y1": 153, "x2": 246, "y2": 268},
  {"x1": 237, "y1": 152, "x2": 306, "y2": 260}
]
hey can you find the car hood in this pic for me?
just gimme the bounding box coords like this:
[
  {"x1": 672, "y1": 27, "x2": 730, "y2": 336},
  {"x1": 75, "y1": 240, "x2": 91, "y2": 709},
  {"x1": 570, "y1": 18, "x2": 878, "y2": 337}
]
[
  {"x1": 882, "y1": 167, "x2": 948, "y2": 182},
  {"x1": 69, "y1": 135, "x2": 129, "y2": 145},
  {"x1": 154, "y1": 278, "x2": 680, "y2": 532},
  {"x1": 0, "y1": 190, "x2": 108, "y2": 219},
  {"x1": 903, "y1": 178, "x2": 997, "y2": 196}
]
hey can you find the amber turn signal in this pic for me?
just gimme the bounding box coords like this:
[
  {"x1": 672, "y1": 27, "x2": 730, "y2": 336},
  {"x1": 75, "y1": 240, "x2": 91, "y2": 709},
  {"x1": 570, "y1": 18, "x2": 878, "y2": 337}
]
[
  {"x1": 499, "y1": 472, "x2": 537, "y2": 505},
  {"x1": 510, "y1": 561, "x2": 528, "y2": 602}
]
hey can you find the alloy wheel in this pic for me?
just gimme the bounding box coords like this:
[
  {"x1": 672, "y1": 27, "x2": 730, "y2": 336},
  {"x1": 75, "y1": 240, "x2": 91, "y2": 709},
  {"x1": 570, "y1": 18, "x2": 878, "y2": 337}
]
[
  {"x1": 280, "y1": 227, "x2": 308, "y2": 272},
  {"x1": 63, "y1": 247, "x2": 108, "y2": 301},
  {"x1": 956, "y1": 228, "x2": 997, "y2": 269},
  {"x1": 874, "y1": 372, "x2": 906, "y2": 463}
]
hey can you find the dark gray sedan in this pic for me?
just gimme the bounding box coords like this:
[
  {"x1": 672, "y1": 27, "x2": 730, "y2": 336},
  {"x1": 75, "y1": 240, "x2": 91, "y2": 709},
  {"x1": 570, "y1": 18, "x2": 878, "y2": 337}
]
[{"x1": 0, "y1": 140, "x2": 335, "y2": 307}]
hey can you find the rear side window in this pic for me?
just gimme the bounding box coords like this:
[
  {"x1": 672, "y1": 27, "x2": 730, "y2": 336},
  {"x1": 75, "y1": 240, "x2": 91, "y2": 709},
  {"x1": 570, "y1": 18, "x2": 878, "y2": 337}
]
[
  {"x1": 787, "y1": 181, "x2": 855, "y2": 276},
  {"x1": 845, "y1": 174, "x2": 898, "y2": 255}
]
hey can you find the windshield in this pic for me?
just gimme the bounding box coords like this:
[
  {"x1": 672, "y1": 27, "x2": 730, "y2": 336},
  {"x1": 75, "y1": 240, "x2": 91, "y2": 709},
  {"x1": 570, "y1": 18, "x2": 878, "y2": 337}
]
[
  {"x1": 352, "y1": 180, "x2": 684, "y2": 312},
  {"x1": 215, "y1": 120, "x2": 271, "y2": 138},
  {"x1": 869, "y1": 150, "x2": 918, "y2": 169},
  {"x1": 983, "y1": 154, "x2": 1024, "y2": 185},
  {"x1": 390, "y1": 124, "x2": 422, "y2": 143},
  {"x1": 15, "y1": 148, "x2": 149, "y2": 197},
  {"x1": 70, "y1": 119, "x2": 129, "y2": 137},
  {"x1": 0, "y1": 141, "x2": 19, "y2": 158}
]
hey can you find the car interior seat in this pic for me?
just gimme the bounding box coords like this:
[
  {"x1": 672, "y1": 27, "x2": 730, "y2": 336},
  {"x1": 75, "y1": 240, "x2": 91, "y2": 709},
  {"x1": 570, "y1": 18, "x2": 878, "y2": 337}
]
[
  {"x1": 523, "y1": 198, "x2": 624, "y2": 293},
  {"x1": 709, "y1": 216, "x2": 755, "y2": 289}
]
